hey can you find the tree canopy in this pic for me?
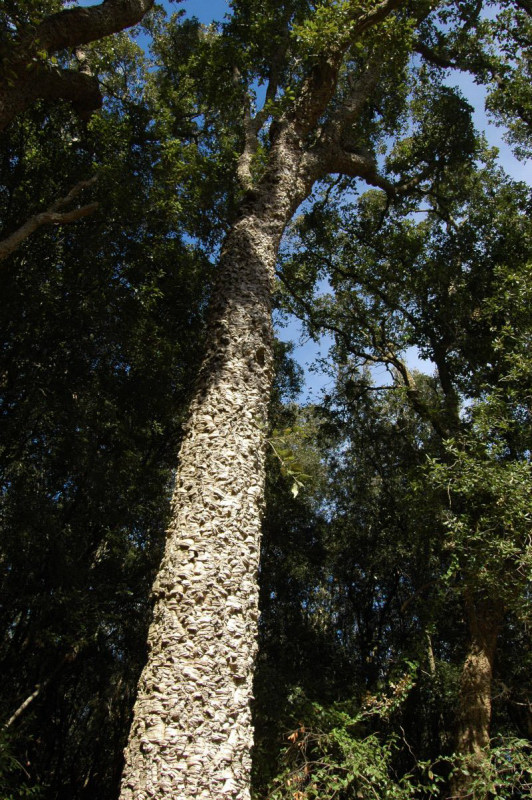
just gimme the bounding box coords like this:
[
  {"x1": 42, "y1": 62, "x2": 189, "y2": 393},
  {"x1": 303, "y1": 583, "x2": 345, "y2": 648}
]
[{"x1": 0, "y1": 2, "x2": 530, "y2": 799}]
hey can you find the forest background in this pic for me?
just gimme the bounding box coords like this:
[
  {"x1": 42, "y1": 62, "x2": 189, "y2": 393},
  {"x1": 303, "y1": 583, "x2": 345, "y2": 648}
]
[{"x1": 0, "y1": 1, "x2": 531, "y2": 799}]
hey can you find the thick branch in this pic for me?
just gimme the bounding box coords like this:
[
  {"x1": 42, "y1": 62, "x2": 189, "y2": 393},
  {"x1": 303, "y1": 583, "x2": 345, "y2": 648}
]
[
  {"x1": 298, "y1": 51, "x2": 401, "y2": 189},
  {"x1": 349, "y1": 0, "x2": 407, "y2": 37},
  {"x1": 391, "y1": 357, "x2": 452, "y2": 438},
  {"x1": 414, "y1": 40, "x2": 458, "y2": 69},
  {"x1": 0, "y1": 64, "x2": 103, "y2": 132},
  {"x1": 37, "y1": 66, "x2": 101, "y2": 117},
  {"x1": 0, "y1": 177, "x2": 98, "y2": 262},
  {"x1": 332, "y1": 56, "x2": 383, "y2": 134},
  {"x1": 429, "y1": 343, "x2": 461, "y2": 430},
  {"x1": 0, "y1": 0, "x2": 159, "y2": 130},
  {"x1": 237, "y1": 102, "x2": 259, "y2": 192},
  {"x1": 301, "y1": 141, "x2": 395, "y2": 192},
  {"x1": 17, "y1": 0, "x2": 156, "y2": 54},
  {"x1": 236, "y1": 35, "x2": 289, "y2": 191}
]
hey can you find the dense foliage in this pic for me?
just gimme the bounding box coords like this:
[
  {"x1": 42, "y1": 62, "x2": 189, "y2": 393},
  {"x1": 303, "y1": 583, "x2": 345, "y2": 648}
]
[{"x1": 0, "y1": 1, "x2": 530, "y2": 799}]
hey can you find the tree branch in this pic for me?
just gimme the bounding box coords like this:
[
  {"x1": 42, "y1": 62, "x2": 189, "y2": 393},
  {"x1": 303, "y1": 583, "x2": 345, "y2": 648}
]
[
  {"x1": 390, "y1": 356, "x2": 451, "y2": 438},
  {"x1": 349, "y1": 0, "x2": 408, "y2": 40},
  {"x1": 235, "y1": 68, "x2": 263, "y2": 193},
  {"x1": 2, "y1": 645, "x2": 83, "y2": 730},
  {"x1": 0, "y1": 0, "x2": 160, "y2": 130},
  {"x1": 17, "y1": 0, "x2": 156, "y2": 54},
  {"x1": 298, "y1": 51, "x2": 397, "y2": 188},
  {"x1": 301, "y1": 141, "x2": 395, "y2": 193},
  {"x1": 39, "y1": 65, "x2": 102, "y2": 117},
  {"x1": 278, "y1": 265, "x2": 455, "y2": 439},
  {"x1": 292, "y1": 0, "x2": 407, "y2": 137},
  {"x1": 0, "y1": 177, "x2": 98, "y2": 262},
  {"x1": 236, "y1": 34, "x2": 289, "y2": 191},
  {"x1": 414, "y1": 40, "x2": 458, "y2": 69}
]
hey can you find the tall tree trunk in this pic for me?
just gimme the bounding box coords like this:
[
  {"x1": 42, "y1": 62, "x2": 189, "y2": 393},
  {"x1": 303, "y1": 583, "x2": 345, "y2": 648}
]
[
  {"x1": 119, "y1": 133, "x2": 306, "y2": 800},
  {"x1": 451, "y1": 594, "x2": 502, "y2": 799},
  {"x1": 118, "y1": 5, "x2": 393, "y2": 790}
]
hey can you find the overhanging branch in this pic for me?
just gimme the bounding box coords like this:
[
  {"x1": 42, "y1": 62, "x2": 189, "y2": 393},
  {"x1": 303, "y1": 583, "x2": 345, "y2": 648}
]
[
  {"x1": 18, "y1": 0, "x2": 157, "y2": 54},
  {"x1": 0, "y1": 0, "x2": 160, "y2": 130}
]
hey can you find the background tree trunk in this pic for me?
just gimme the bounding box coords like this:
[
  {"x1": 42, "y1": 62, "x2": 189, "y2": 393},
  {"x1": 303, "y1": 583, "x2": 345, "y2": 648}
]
[{"x1": 451, "y1": 594, "x2": 502, "y2": 799}]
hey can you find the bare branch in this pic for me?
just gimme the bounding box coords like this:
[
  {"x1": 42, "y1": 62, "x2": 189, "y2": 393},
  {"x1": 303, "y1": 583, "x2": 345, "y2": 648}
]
[
  {"x1": 236, "y1": 34, "x2": 289, "y2": 191},
  {"x1": 2, "y1": 645, "x2": 83, "y2": 730},
  {"x1": 3, "y1": 685, "x2": 43, "y2": 730},
  {"x1": 0, "y1": 177, "x2": 98, "y2": 262}
]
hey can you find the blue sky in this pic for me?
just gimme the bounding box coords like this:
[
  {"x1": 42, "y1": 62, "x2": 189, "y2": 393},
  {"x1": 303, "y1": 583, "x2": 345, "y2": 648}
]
[{"x1": 182, "y1": 0, "x2": 230, "y2": 23}]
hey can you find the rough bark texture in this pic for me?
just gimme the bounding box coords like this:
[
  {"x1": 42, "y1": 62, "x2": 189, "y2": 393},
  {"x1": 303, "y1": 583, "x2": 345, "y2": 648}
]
[
  {"x1": 120, "y1": 132, "x2": 308, "y2": 800},
  {"x1": 451, "y1": 595, "x2": 502, "y2": 799}
]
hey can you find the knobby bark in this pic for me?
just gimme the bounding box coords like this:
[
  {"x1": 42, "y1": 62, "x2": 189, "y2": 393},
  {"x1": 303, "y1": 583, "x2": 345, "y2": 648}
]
[
  {"x1": 120, "y1": 130, "x2": 309, "y2": 800},
  {"x1": 119, "y1": 66, "x2": 389, "y2": 800},
  {"x1": 451, "y1": 594, "x2": 502, "y2": 799}
]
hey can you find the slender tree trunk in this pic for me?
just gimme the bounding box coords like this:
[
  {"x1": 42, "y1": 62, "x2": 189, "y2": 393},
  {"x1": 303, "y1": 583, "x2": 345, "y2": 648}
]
[
  {"x1": 119, "y1": 132, "x2": 306, "y2": 800},
  {"x1": 451, "y1": 594, "x2": 502, "y2": 799}
]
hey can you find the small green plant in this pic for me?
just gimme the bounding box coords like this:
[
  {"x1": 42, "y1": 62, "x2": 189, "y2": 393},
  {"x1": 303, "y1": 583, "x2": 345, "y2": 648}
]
[
  {"x1": 264, "y1": 664, "x2": 438, "y2": 800},
  {"x1": 444, "y1": 737, "x2": 532, "y2": 800},
  {"x1": 261, "y1": 667, "x2": 531, "y2": 800},
  {"x1": 0, "y1": 733, "x2": 43, "y2": 800},
  {"x1": 267, "y1": 426, "x2": 313, "y2": 498}
]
